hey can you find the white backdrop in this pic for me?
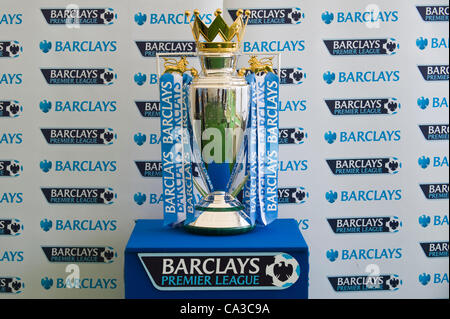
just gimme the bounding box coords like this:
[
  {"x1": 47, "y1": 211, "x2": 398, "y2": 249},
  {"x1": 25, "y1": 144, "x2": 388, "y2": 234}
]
[{"x1": 0, "y1": 0, "x2": 448, "y2": 299}]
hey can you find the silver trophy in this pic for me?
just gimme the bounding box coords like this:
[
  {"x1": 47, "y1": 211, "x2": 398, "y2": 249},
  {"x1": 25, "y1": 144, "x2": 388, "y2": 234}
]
[
  {"x1": 159, "y1": 9, "x2": 276, "y2": 235},
  {"x1": 183, "y1": 9, "x2": 253, "y2": 235}
]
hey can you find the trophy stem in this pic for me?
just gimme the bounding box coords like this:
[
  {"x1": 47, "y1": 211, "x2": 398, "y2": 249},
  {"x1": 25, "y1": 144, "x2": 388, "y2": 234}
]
[{"x1": 184, "y1": 191, "x2": 254, "y2": 235}]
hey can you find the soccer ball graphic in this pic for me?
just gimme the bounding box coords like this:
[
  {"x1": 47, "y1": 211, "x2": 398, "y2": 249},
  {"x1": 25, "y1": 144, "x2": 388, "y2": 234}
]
[
  {"x1": 288, "y1": 8, "x2": 303, "y2": 24},
  {"x1": 100, "y1": 189, "x2": 115, "y2": 204},
  {"x1": 385, "y1": 217, "x2": 402, "y2": 232},
  {"x1": 386, "y1": 275, "x2": 402, "y2": 290},
  {"x1": 5, "y1": 160, "x2": 21, "y2": 177},
  {"x1": 266, "y1": 254, "x2": 300, "y2": 288},
  {"x1": 100, "y1": 69, "x2": 115, "y2": 85},
  {"x1": 289, "y1": 68, "x2": 304, "y2": 84},
  {"x1": 100, "y1": 128, "x2": 115, "y2": 145},
  {"x1": 6, "y1": 101, "x2": 22, "y2": 117},
  {"x1": 385, "y1": 157, "x2": 401, "y2": 174},
  {"x1": 5, "y1": 41, "x2": 21, "y2": 57},
  {"x1": 383, "y1": 38, "x2": 399, "y2": 55},
  {"x1": 290, "y1": 128, "x2": 306, "y2": 144},
  {"x1": 384, "y1": 98, "x2": 400, "y2": 114},
  {"x1": 292, "y1": 188, "x2": 307, "y2": 203},
  {"x1": 100, "y1": 8, "x2": 116, "y2": 25}
]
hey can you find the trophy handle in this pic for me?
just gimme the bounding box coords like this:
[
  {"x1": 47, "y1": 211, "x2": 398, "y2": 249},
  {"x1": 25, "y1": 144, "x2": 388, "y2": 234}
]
[
  {"x1": 238, "y1": 55, "x2": 275, "y2": 76},
  {"x1": 162, "y1": 56, "x2": 198, "y2": 77}
]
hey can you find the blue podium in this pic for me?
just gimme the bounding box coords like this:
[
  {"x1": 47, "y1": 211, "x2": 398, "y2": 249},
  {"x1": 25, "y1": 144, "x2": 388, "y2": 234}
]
[{"x1": 124, "y1": 219, "x2": 308, "y2": 299}]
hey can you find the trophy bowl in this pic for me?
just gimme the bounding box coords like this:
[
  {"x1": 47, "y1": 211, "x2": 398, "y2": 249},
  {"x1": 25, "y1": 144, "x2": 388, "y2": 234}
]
[{"x1": 185, "y1": 51, "x2": 253, "y2": 235}]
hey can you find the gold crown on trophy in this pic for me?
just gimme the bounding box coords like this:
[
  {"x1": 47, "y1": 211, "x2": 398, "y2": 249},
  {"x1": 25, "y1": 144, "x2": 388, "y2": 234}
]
[{"x1": 185, "y1": 8, "x2": 250, "y2": 52}]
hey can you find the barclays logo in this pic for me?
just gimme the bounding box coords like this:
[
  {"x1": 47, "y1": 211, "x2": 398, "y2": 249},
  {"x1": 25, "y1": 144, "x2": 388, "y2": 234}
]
[
  {"x1": 0, "y1": 277, "x2": 24, "y2": 294},
  {"x1": 134, "y1": 192, "x2": 147, "y2": 205},
  {"x1": 323, "y1": 71, "x2": 335, "y2": 84},
  {"x1": 134, "y1": 12, "x2": 212, "y2": 25},
  {"x1": 327, "y1": 216, "x2": 402, "y2": 234},
  {"x1": 419, "y1": 273, "x2": 449, "y2": 286},
  {"x1": 326, "y1": 157, "x2": 401, "y2": 175},
  {"x1": 418, "y1": 65, "x2": 449, "y2": 81},
  {"x1": 136, "y1": 101, "x2": 160, "y2": 117},
  {"x1": 326, "y1": 249, "x2": 338, "y2": 262},
  {"x1": 0, "y1": 133, "x2": 22, "y2": 145},
  {"x1": 39, "y1": 160, "x2": 52, "y2": 173},
  {"x1": 326, "y1": 247, "x2": 402, "y2": 262},
  {"x1": 279, "y1": 99, "x2": 307, "y2": 112},
  {"x1": 328, "y1": 274, "x2": 401, "y2": 292},
  {"x1": 324, "y1": 129, "x2": 401, "y2": 144},
  {"x1": 0, "y1": 41, "x2": 22, "y2": 58},
  {"x1": 0, "y1": 218, "x2": 23, "y2": 236},
  {"x1": 41, "y1": 246, "x2": 117, "y2": 263},
  {"x1": 135, "y1": 41, "x2": 195, "y2": 57},
  {"x1": 39, "y1": 160, "x2": 117, "y2": 173},
  {"x1": 279, "y1": 127, "x2": 307, "y2": 144},
  {"x1": 41, "y1": 8, "x2": 116, "y2": 25},
  {"x1": 324, "y1": 38, "x2": 398, "y2": 56},
  {"x1": 41, "y1": 68, "x2": 116, "y2": 85},
  {"x1": 135, "y1": 161, "x2": 162, "y2": 177},
  {"x1": 243, "y1": 40, "x2": 305, "y2": 53},
  {"x1": 39, "y1": 100, "x2": 51, "y2": 113},
  {"x1": 420, "y1": 241, "x2": 449, "y2": 257},
  {"x1": 39, "y1": 40, "x2": 51, "y2": 53},
  {"x1": 418, "y1": 156, "x2": 431, "y2": 169},
  {"x1": 134, "y1": 13, "x2": 146, "y2": 25},
  {"x1": 40, "y1": 277, "x2": 53, "y2": 289},
  {"x1": 416, "y1": 6, "x2": 449, "y2": 22},
  {"x1": 40, "y1": 218, "x2": 52, "y2": 232},
  {"x1": 39, "y1": 99, "x2": 117, "y2": 113},
  {"x1": 40, "y1": 218, "x2": 117, "y2": 232},
  {"x1": 0, "y1": 250, "x2": 24, "y2": 262},
  {"x1": 39, "y1": 40, "x2": 117, "y2": 53},
  {"x1": 419, "y1": 214, "x2": 449, "y2": 228},
  {"x1": 278, "y1": 187, "x2": 308, "y2": 204},
  {"x1": 0, "y1": 192, "x2": 23, "y2": 204},
  {"x1": 134, "y1": 72, "x2": 158, "y2": 86},
  {"x1": 0, "y1": 100, "x2": 22, "y2": 118},
  {"x1": 279, "y1": 160, "x2": 308, "y2": 172},
  {"x1": 325, "y1": 191, "x2": 338, "y2": 203},
  {"x1": 41, "y1": 187, "x2": 116, "y2": 204},
  {"x1": 133, "y1": 192, "x2": 178, "y2": 205},
  {"x1": 133, "y1": 133, "x2": 160, "y2": 145},
  {"x1": 417, "y1": 96, "x2": 429, "y2": 109},
  {"x1": 323, "y1": 70, "x2": 400, "y2": 84},
  {"x1": 134, "y1": 133, "x2": 146, "y2": 146},
  {"x1": 418, "y1": 156, "x2": 448, "y2": 169},
  {"x1": 420, "y1": 183, "x2": 449, "y2": 200},
  {"x1": 321, "y1": 10, "x2": 399, "y2": 24},
  {"x1": 416, "y1": 37, "x2": 449, "y2": 50},
  {"x1": 0, "y1": 160, "x2": 22, "y2": 177},
  {"x1": 417, "y1": 96, "x2": 448, "y2": 109},
  {"x1": 321, "y1": 11, "x2": 334, "y2": 24},
  {"x1": 419, "y1": 124, "x2": 449, "y2": 140},
  {"x1": 416, "y1": 37, "x2": 428, "y2": 50},
  {"x1": 0, "y1": 73, "x2": 22, "y2": 85},
  {"x1": 326, "y1": 98, "x2": 400, "y2": 116},
  {"x1": 326, "y1": 189, "x2": 402, "y2": 203},
  {"x1": 229, "y1": 8, "x2": 304, "y2": 25},
  {"x1": 41, "y1": 277, "x2": 118, "y2": 290},
  {"x1": 418, "y1": 273, "x2": 431, "y2": 285},
  {"x1": 0, "y1": 13, "x2": 23, "y2": 25},
  {"x1": 41, "y1": 128, "x2": 116, "y2": 145}
]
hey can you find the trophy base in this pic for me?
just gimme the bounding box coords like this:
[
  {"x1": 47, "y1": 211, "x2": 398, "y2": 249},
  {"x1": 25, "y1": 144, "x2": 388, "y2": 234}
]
[{"x1": 184, "y1": 191, "x2": 254, "y2": 236}]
